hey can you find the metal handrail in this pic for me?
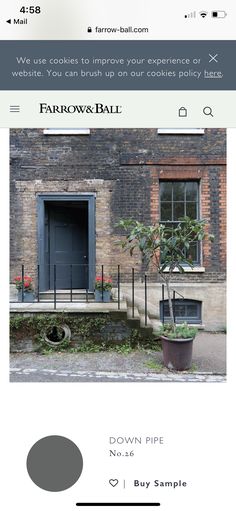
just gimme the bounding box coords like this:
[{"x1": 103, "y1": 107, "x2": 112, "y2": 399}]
[
  {"x1": 161, "y1": 284, "x2": 185, "y2": 324},
  {"x1": 13, "y1": 265, "x2": 184, "y2": 323},
  {"x1": 170, "y1": 287, "x2": 185, "y2": 299}
]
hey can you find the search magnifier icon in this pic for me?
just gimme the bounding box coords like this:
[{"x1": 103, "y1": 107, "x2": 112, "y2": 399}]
[{"x1": 203, "y1": 106, "x2": 214, "y2": 117}]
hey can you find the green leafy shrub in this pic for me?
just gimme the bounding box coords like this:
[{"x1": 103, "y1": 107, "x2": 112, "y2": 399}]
[
  {"x1": 117, "y1": 217, "x2": 214, "y2": 331},
  {"x1": 157, "y1": 322, "x2": 198, "y2": 340},
  {"x1": 10, "y1": 313, "x2": 157, "y2": 353}
]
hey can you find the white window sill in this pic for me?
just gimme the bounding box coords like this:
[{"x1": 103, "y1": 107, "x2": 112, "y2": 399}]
[
  {"x1": 157, "y1": 129, "x2": 205, "y2": 135},
  {"x1": 43, "y1": 129, "x2": 90, "y2": 135},
  {"x1": 163, "y1": 266, "x2": 205, "y2": 273}
]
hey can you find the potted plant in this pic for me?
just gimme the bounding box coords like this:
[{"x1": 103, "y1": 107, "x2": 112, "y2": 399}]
[
  {"x1": 14, "y1": 275, "x2": 35, "y2": 303},
  {"x1": 117, "y1": 216, "x2": 214, "y2": 370},
  {"x1": 95, "y1": 276, "x2": 112, "y2": 302},
  {"x1": 157, "y1": 322, "x2": 198, "y2": 371}
]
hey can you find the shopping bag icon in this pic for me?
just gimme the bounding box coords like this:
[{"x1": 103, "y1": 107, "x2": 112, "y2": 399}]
[{"x1": 178, "y1": 107, "x2": 188, "y2": 117}]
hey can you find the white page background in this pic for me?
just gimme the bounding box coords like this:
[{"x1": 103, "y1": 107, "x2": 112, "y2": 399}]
[{"x1": 0, "y1": 128, "x2": 234, "y2": 511}]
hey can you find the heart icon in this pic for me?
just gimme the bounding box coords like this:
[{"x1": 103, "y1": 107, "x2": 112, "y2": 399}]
[{"x1": 109, "y1": 479, "x2": 119, "y2": 487}]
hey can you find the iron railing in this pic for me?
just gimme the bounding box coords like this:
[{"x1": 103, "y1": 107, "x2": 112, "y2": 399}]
[
  {"x1": 161, "y1": 284, "x2": 185, "y2": 324},
  {"x1": 11, "y1": 263, "x2": 184, "y2": 325}
]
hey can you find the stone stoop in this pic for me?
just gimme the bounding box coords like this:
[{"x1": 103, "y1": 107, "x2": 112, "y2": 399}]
[
  {"x1": 121, "y1": 291, "x2": 162, "y2": 337},
  {"x1": 39, "y1": 289, "x2": 94, "y2": 301},
  {"x1": 10, "y1": 288, "x2": 161, "y2": 339}
]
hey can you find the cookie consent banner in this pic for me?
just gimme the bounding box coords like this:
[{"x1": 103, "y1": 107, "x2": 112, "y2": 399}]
[{"x1": 0, "y1": 40, "x2": 235, "y2": 90}]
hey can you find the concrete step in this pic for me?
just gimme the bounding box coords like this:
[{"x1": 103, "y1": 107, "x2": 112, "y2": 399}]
[
  {"x1": 126, "y1": 306, "x2": 140, "y2": 320},
  {"x1": 139, "y1": 325, "x2": 154, "y2": 337},
  {"x1": 139, "y1": 313, "x2": 153, "y2": 328},
  {"x1": 126, "y1": 298, "x2": 159, "y2": 336},
  {"x1": 126, "y1": 296, "x2": 162, "y2": 336},
  {"x1": 126, "y1": 318, "x2": 142, "y2": 329},
  {"x1": 10, "y1": 300, "x2": 128, "y2": 314},
  {"x1": 124, "y1": 293, "x2": 160, "y2": 320},
  {"x1": 126, "y1": 307, "x2": 141, "y2": 327},
  {"x1": 149, "y1": 319, "x2": 162, "y2": 334},
  {"x1": 39, "y1": 289, "x2": 94, "y2": 301}
]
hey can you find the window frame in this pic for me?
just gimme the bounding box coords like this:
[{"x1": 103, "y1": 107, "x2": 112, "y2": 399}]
[
  {"x1": 160, "y1": 299, "x2": 202, "y2": 324},
  {"x1": 159, "y1": 180, "x2": 201, "y2": 265}
]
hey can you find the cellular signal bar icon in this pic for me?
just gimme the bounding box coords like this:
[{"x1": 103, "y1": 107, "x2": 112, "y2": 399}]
[{"x1": 184, "y1": 11, "x2": 196, "y2": 18}]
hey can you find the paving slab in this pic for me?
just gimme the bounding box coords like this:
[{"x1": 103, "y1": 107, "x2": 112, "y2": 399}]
[{"x1": 192, "y1": 331, "x2": 226, "y2": 373}]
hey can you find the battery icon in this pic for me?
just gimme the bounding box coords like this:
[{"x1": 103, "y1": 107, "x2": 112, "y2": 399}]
[{"x1": 211, "y1": 11, "x2": 227, "y2": 18}]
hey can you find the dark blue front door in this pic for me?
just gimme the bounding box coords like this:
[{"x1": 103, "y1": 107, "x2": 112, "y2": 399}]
[{"x1": 49, "y1": 204, "x2": 88, "y2": 289}]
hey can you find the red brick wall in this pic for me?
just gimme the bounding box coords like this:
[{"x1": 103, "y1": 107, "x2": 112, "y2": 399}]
[{"x1": 149, "y1": 161, "x2": 226, "y2": 279}]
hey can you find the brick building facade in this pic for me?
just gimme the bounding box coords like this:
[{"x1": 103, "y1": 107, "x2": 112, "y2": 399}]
[{"x1": 10, "y1": 128, "x2": 226, "y2": 329}]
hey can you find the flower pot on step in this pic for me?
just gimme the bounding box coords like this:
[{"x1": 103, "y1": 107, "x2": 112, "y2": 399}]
[
  {"x1": 18, "y1": 291, "x2": 35, "y2": 303},
  {"x1": 95, "y1": 290, "x2": 111, "y2": 303}
]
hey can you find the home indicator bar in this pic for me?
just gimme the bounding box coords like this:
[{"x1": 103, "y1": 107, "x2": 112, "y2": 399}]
[{"x1": 76, "y1": 504, "x2": 161, "y2": 507}]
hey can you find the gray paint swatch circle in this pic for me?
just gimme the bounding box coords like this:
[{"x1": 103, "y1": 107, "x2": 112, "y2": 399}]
[{"x1": 26, "y1": 435, "x2": 83, "y2": 492}]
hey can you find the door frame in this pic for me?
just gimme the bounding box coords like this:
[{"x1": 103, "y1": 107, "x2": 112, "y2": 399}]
[{"x1": 37, "y1": 194, "x2": 96, "y2": 292}]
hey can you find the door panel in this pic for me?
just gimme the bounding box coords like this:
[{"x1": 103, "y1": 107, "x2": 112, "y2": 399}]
[{"x1": 49, "y1": 205, "x2": 88, "y2": 289}]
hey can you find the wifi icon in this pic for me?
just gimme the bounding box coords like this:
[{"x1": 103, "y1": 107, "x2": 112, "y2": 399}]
[{"x1": 199, "y1": 11, "x2": 208, "y2": 18}]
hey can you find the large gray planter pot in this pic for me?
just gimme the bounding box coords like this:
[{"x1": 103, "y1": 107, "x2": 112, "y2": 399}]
[
  {"x1": 18, "y1": 291, "x2": 34, "y2": 303},
  {"x1": 161, "y1": 335, "x2": 194, "y2": 371},
  {"x1": 95, "y1": 290, "x2": 111, "y2": 303}
]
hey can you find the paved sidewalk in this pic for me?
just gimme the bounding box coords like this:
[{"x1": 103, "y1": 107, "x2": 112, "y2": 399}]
[
  {"x1": 10, "y1": 332, "x2": 226, "y2": 382},
  {"x1": 10, "y1": 367, "x2": 225, "y2": 383},
  {"x1": 192, "y1": 331, "x2": 226, "y2": 372}
]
